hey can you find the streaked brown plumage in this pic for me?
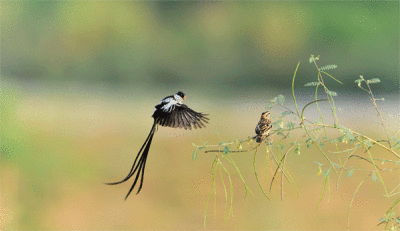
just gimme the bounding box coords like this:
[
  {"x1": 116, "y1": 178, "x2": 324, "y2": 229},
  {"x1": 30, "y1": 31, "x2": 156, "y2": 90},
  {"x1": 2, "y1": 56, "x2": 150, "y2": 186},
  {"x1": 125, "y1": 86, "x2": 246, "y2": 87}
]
[{"x1": 255, "y1": 111, "x2": 272, "y2": 143}]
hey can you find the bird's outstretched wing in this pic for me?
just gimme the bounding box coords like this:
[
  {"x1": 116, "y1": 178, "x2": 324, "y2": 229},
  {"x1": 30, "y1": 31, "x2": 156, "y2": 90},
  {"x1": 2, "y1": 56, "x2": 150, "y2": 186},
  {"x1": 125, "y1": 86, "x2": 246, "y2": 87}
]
[{"x1": 153, "y1": 104, "x2": 209, "y2": 130}]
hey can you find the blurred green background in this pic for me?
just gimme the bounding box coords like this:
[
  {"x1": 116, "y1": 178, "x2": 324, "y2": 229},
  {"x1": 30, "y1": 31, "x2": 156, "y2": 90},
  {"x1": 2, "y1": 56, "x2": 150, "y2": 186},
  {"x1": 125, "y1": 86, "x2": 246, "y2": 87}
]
[{"x1": 1, "y1": 1, "x2": 399, "y2": 230}]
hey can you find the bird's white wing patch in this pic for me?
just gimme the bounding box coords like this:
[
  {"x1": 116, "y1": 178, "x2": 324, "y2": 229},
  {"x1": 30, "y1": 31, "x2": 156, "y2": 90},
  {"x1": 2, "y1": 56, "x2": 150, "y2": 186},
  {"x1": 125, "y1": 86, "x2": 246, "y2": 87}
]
[
  {"x1": 161, "y1": 99, "x2": 177, "y2": 112},
  {"x1": 162, "y1": 97, "x2": 172, "y2": 103}
]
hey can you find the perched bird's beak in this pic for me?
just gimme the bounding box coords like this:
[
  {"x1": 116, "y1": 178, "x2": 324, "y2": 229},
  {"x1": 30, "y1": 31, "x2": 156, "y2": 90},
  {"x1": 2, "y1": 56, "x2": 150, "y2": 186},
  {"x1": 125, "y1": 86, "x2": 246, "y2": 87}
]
[{"x1": 184, "y1": 95, "x2": 187, "y2": 100}]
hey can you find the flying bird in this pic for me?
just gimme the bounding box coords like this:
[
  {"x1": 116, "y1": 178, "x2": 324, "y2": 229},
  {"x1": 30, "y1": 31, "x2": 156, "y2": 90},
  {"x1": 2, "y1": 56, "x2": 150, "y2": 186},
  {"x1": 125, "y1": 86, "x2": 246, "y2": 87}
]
[
  {"x1": 106, "y1": 91, "x2": 209, "y2": 199},
  {"x1": 255, "y1": 111, "x2": 272, "y2": 143}
]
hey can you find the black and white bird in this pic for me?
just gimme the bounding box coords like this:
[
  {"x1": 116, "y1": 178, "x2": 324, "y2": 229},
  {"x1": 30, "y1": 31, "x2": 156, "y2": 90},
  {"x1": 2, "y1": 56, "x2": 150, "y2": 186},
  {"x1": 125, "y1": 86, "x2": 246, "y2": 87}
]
[
  {"x1": 106, "y1": 91, "x2": 209, "y2": 199},
  {"x1": 255, "y1": 111, "x2": 272, "y2": 143}
]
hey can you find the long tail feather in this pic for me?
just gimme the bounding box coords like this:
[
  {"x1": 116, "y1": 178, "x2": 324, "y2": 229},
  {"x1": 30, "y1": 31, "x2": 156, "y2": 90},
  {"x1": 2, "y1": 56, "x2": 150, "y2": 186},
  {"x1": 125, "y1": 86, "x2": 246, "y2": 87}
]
[
  {"x1": 124, "y1": 131, "x2": 155, "y2": 199},
  {"x1": 105, "y1": 121, "x2": 156, "y2": 198}
]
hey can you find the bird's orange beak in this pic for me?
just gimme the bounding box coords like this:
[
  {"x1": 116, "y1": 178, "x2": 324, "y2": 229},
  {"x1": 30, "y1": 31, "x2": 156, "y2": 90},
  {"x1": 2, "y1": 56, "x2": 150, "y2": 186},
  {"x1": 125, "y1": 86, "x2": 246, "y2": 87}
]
[{"x1": 184, "y1": 96, "x2": 187, "y2": 100}]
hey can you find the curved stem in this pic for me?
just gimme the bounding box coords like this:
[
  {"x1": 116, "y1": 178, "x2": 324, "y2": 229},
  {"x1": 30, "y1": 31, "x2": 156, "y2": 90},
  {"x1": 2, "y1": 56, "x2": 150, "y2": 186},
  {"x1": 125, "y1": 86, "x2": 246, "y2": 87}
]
[{"x1": 292, "y1": 61, "x2": 302, "y2": 119}]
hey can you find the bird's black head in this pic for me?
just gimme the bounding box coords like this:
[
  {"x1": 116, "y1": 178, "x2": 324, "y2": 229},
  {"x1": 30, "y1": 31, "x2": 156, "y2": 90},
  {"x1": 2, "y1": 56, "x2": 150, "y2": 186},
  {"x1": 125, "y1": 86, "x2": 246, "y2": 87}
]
[{"x1": 176, "y1": 91, "x2": 186, "y2": 99}]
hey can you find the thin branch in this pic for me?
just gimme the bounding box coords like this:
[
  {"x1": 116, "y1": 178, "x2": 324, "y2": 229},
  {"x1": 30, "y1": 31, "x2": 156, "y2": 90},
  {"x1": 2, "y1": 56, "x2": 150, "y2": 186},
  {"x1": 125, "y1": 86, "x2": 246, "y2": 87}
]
[
  {"x1": 347, "y1": 173, "x2": 371, "y2": 230},
  {"x1": 308, "y1": 124, "x2": 399, "y2": 159},
  {"x1": 361, "y1": 76, "x2": 391, "y2": 145},
  {"x1": 253, "y1": 149, "x2": 271, "y2": 201}
]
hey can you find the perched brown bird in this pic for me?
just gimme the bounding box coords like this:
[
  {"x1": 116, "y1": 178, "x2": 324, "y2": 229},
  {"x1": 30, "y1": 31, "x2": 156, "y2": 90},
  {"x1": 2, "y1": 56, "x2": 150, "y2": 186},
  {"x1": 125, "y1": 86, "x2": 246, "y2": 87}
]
[{"x1": 255, "y1": 111, "x2": 272, "y2": 143}]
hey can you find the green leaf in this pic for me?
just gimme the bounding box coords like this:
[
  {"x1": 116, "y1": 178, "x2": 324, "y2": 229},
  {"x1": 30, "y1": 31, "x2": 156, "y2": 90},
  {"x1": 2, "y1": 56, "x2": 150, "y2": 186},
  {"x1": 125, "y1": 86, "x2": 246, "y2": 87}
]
[
  {"x1": 346, "y1": 168, "x2": 354, "y2": 177},
  {"x1": 266, "y1": 102, "x2": 274, "y2": 110},
  {"x1": 309, "y1": 55, "x2": 319, "y2": 63},
  {"x1": 304, "y1": 82, "x2": 321, "y2": 87},
  {"x1": 337, "y1": 135, "x2": 344, "y2": 143},
  {"x1": 364, "y1": 140, "x2": 373, "y2": 148},
  {"x1": 272, "y1": 120, "x2": 282, "y2": 128},
  {"x1": 278, "y1": 144, "x2": 284, "y2": 150},
  {"x1": 280, "y1": 111, "x2": 292, "y2": 118},
  {"x1": 337, "y1": 125, "x2": 353, "y2": 139},
  {"x1": 192, "y1": 148, "x2": 198, "y2": 161},
  {"x1": 324, "y1": 167, "x2": 331, "y2": 177},
  {"x1": 277, "y1": 131, "x2": 284, "y2": 136},
  {"x1": 326, "y1": 90, "x2": 337, "y2": 96},
  {"x1": 285, "y1": 121, "x2": 296, "y2": 130},
  {"x1": 367, "y1": 78, "x2": 381, "y2": 84},
  {"x1": 314, "y1": 161, "x2": 324, "y2": 166},
  {"x1": 344, "y1": 132, "x2": 355, "y2": 141},
  {"x1": 392, "y1": 137, "x2": 400, "y2": 149},
  {"x1": 192, "y1": 143, "x2": 196, "y2": 147},
  {"x1": 371, "y1": 172, "x2": 378, "y2": 181},
  {"x1": 294, "y1": 146, "x2": 300, "y2": 155},
  {"x1": 329, "y1": 139, "x2": 338, "y2": 144},
  {"x1": 332, "y1": 162, "x2": 341, "y2": 168},
  {"x1": 319, "y1": 64, "x2": 337, "y2": 71},
  {"x1": 306, "y1": 138, "x2": 313, "y2": 148},
  {"x1": 355, "y1": 79, "x2": 363, "y2": 84},
  {"x1": 223, "y1": 146, "x2": 230, "y2": 154},
  {"x1": 273, "y1": 95, "x2": 285, "y2": 105},
  {"x1": 392, "y1": 137, "x2": 400, "y2": 143}
]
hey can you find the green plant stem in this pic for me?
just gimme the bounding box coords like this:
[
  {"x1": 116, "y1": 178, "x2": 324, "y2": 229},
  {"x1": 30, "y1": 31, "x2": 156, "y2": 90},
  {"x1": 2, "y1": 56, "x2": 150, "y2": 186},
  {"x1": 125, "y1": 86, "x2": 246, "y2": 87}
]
[
  {"x1": 316, "y1": 175, "x2": 329, "y2": 212},
  {"x1": 217, "y1": 163, "x2": 228, "y2": 220},
  {"x1": 320, "y1": 70, "x2": 343, "y2": 84},
  {"x1": 347, "y1": 174, "x2": 370, "y2": 230},
  {"x1": 365, "y1": 144, "x2": 389, "y2": 196},
  {"x1": 315, "y1": 79, "x2": 328, "y2": 137},
  {"x1": 308, "y1": 124, "x2": 400, "y2": 159},
  {"x1": 336, "y1": 147, "x2": 359, "y2": 190},
  {"x1": 218, "y1": 159, "x2": 234, "y2": 220},
  {"x1": 300, "y1": 99, "x2": 330, "y2": 123},
  {"x1": 303, "y1": 124, "x2": 338, "y2": 173},
  {"x1": 269, "y1": 136, "x2": 299, "y2": 199},
  {"x1": 204, "y1": 157, "x2": 218, "y2": 228},
  {"x1": 313, "y1": 59, "x2": 339, "y2": 125},
  {"x1": 222, "y1": 155, "x2": 253, "y2": 196},
  {"x1": 201, "y1": 123, "x2": 399, "y2": 159},
  {"x1": 292, "y1": 61, "x2": 301, "y2": 119},
  {"x1": 253, "y1": 149, "x2": 271, "y2": 201},
  {"x1": 364, "y1": 79, "x2": 391, "y2": 146}
]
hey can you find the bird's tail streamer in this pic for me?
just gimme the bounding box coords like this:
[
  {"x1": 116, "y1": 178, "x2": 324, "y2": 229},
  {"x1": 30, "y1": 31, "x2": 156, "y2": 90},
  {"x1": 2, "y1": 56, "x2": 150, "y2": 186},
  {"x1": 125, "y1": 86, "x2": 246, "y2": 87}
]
[{"x1": 105, "y1": 121, "x2": 156, "y2": 199}]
